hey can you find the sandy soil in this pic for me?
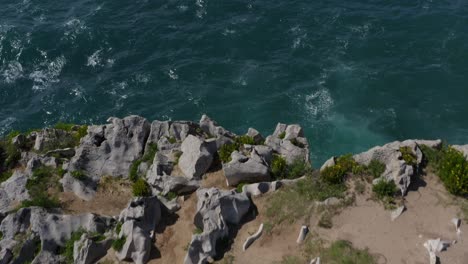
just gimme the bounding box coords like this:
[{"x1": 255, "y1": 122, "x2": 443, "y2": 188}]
[
  {"x1": 60, "y1": 177, "x2": 132, "y2": 216},
  {"x1": 202, "y1": 169, "x2": 231, "y2": 190},
  {"x1": 220, "y1": 173, "x2": 467, "y2": 264}
]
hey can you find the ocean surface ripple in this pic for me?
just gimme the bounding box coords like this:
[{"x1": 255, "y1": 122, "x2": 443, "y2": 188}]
[{"x1": 1, "y1": 0, "x2": 468, "y2": 165}]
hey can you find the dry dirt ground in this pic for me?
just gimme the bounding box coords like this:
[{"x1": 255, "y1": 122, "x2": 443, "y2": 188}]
[
  {"x1": 96, "y1": 169, "x2": 467, "y2": 264},
  {"x1": 220, "y1": 173, "x2": 468, "y2": 264}
]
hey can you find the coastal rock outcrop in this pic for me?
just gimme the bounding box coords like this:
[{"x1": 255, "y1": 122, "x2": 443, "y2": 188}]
[
  {"x1": 116, "y1": 196, "x2": 162, "y2": 264},
  {"x1": 223, "y1": 149, "x2": 271, "y2": 186},
  {"x1": 265, "y1": 123, "x2": 310, "y2": 164},
  {"x1": 178, "y1": 135, "x2": 216, "y2": 179},
  {"x1": 67, "y1": 115, "x2": 150, "y2": 179},
  {"x1": 184, "y1": 188, "x2": 251, "y2": 264}
]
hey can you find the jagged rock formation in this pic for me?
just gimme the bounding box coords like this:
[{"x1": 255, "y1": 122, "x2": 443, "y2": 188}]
[
  {"x1": 265, "y1": 123, "x2": 310, "y2": 164},
  {"x1": 184, "y1": 188, "x2": 251, "y2": 264}
]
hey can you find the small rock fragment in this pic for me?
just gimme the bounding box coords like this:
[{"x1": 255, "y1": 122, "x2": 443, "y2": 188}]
[
  {"x1": 391, "y1": 205, "x2": 406, "y2": 221},
  {"x1": 296, "y1": 225, "x2": 309, "y2": 244},
  {"x1": 242, "y1": 223, "x2": 264, "y2": 251}
]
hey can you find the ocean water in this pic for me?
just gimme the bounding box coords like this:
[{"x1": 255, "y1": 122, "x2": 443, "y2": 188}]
[{"x1": 1, "y1": 0, "x2": 468, "y2": 166}]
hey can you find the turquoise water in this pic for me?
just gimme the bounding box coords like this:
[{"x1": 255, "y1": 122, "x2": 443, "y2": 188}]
[{"x1": 1, "y1": 0, "x2": 468, "y2": 165}]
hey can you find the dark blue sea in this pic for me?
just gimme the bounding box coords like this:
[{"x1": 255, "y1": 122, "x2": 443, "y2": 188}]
[{"x1": 1, "y1": 0, "x2": 468, "y2": 165}]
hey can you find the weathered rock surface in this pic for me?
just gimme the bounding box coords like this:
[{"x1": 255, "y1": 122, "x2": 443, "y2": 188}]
[
  {"x1": 116, "y1": 196, "x2": 162, "y2": 264},
  {"x1": 178, "y1": 135, "x2": 216, "y2": 179},
  {"x1": 74, "y1": 235, "x2": 112, "y2": 264},
  {"x1": 199, "y1": 115, "x2": 236, "y2": 149},
  {"x1": 265, "y1": 123, "x2": 310, "y2": 164},
  {"x1": 223, "y1": 150, "x2": 270, "y2": 186},
  {"x1": 68, "y1": 116, "x2": 151, "y2": 179},
  {"x1": 145, "y1": 120, "x2": 202, "y2": 152},
  {"x1": 296, "y1": 225, "x2": 309, "y2": 244},
  {"x1": 184, "y1": 188, "x2": 251, "y2": 264},
  {"x1": 352, "y1": 139, "x2": 441, "y2": 195},
  {"x1": 0, "y1": 207, "x2": 112, "y2": 263},
  {"x1": 0, "y1": 170, "x2": 30, "y2": 213},
  {"x1": 33, "y1": 128, "x2": 76, "y2": 152}
]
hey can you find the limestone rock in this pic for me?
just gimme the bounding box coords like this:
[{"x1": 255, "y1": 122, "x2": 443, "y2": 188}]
[
  {"x1": 391, "y1": 205, "x2": 406, "y2": 221},
  {"x1": 33, "y1": 128, "x2": 76, "y2": 152},
  {"x1": 178, "y1": 135, "x2": 216, "y2": 179},
  {"x1": 320, "y1": 156, "x2": 336, "y2": 172},
  {"x1": 74, "y1": 235, "x2": 112, "y2": 264},
  {"x1": 247, "y1": 128, "x2": 264, "y2": 145},
  {"x1": 243, "y1": 223, "x2": 263, "y2": 251},
  {"x1": 116, "y1": 196, "x2": 162, "y2": 264},
  {"x1": 353, "y1": 139, "x2": 441, "y2": 195},
  {"x1": 223, "y1": 151, "x2": 270, "y2": 186},
  {"x1": 265, "y1": 123, "x2": 310, "y2": 164},
  {"x1": 199, "y1": 115, "x2": 236, "y2": 149},
  {"x1": 184, "y1": 188, "x2": 251, "y2": 264},
  {"x1": 296, "y1": 225, "x2": 309, "y2": 244},
  {"x1": 68, "y1": 115, "x2": 151, "y2": 179},
  {"x1": 0, "y1": 170, "x2": 30, "y2": 213},
  {"x1": 145, "y1": 120, "x2": 201, "y2": 152}
]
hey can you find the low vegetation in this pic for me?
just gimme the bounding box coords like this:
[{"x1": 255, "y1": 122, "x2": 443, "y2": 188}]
[
  {"x1": 399, "y1": 146, "x2": 417, "y2": 166},
  {"x1": 129, "y1": 143, "x2": 158, "y2": 182},
  {"x1": 0, "y1": 132, "x2": 22, "y2": 183},
  {"x1": 420, "y1": 145, "x2": 468, "y2": 196},
  {"x1": 132, "y1": 178, "x2": 151, "y2": 197},
  {"x1": 265, "y1": 175, "x2": 346, "y2": 230},
  {"x1": 278, "y1": 131, "x2": 286, "y2": 139},
  {"x1": 372, "y1": 180, "x2": 397, "y2": 200},
  {"x1": 271, "y1": 156, "x2": 311, "y2": 180},
  {"x1": 62, "y1": 229, "x2": 85, "y2": 263},
  {"x1": 20, "y1": 166, "x2": 62, "y2": 209},
  {"x1": 218, "y1": 135, "x2": 257, "y2": 163},
  {"x1": 321, "y1": 154, "x2": 386, "y2": 184},
  {"x1": 112, "y1": 236, "x2": 126, "y2": 251}
]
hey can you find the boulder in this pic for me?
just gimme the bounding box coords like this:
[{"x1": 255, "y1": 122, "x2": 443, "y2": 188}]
[
  {"x1": 146, "y1": 173, "x2": 199, "y2": 196},
  {"x1": 144, "y1": 120, "x2": 201, "y2": 152},
  {"x1": 320, "y1": 156, "x2": 336, "y2": 172},
  {"x1": 199, "y1": 115, "x2": 236, "y2": 149},
  {"x1": 178, "y1": 135, "x2": 216, "y2": 179},
  {"x1": 33, "y1": 128, "x2": 76, "y2": 152},
  {"x1": 184, "y1": 188, "x2": 251, "y2": 264},
  {"x1": 0, "y1": 207, "x2": 112, "y2": 263},
  {"x1": 116, "y1": 196, "x2": 162, "y2": 264},
  {"x1": 265, "y1": 123, "x2": 310, "y2": 164},
  {"x1": 68, "y1": 116, "x2": 151, "y2": 179},
  {"x1": 0, "y1": 170, "x2": 30, "y2": 213},
  {"x1": 73, "y1": 235, "x2": 112, "y2": 264},
  {"x1": 223, "y1": 151, "x2": 270, "y2": 186},
  {"x1": 296, "y1": 225, "x2": 309, "y2": 244},
  {"x1": 246, "y1": 128, "x2": 264, "y2": 145}
]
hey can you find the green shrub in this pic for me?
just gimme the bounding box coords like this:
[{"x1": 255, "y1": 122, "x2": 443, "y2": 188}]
[
  {"x1": 321, "y1": 165, "x2": 346, "y2": 185},
  {"x1": 76, "y1": 125, "x2": 88, "y2": 139},
  {"x1": 20, "y1": 195, "x2": 60, "y2": 209},
  {"x1": 366, "y1": 159, "x2": 386, "y2": 179},
  {"x1": 167, "y1": 137, "x2": 177, "y2": 144},
  {"x1": 132, "y1": 179, "x2": 151, "y2": 197},
  {"x1": 372, "y1": 180, "x2": 397, "y2": 200},
  {"x1": 236, "y1": 135, "x2": 256, "y2": 145},
  {"x1": 271, "y1": 155, "x2": 288, "y2": 179},
  {"x1": 193, "y1": 227, "x2": 203, "y2": 234},
  {"x1": 399, "y1": 146, "x2": 417, "y2": 165},
  {"x1": 219, "y1": 143, "x2": 238, "y2": 163},
  {"x1": 287, "y1": 159, "x2": 311, "y2": 179},
  {"x1": 112, "y1": 236, "x2": 126, "y2": 251},
  {"x1": 142, "y1": 143, "x2": 158, "y2": 162},
  {"x1": 71, "y1": 170, "x2": 87, "y2": 181},
  {"x1": 278, "y1": 132, "x2": 286, "y2": 139},
  {"x1": 0, "y1": 171, "x2": 13, "y2": 183},
  {"x1": 89, "y1": 232, "x2": 106, "y2": 242},
  {"x1": 54, "y1": 122, "x2": 74, "y2": 131},
  {"x1": 165, "y1": 191, "x2": 177, "y2": 200},
  {"x1": 115, "y1": 222, "x2": 122, "y2": 235},
  {"x1": 62, "y1": 229, "x2": 85, "y2": 263},
  {"x1": 236, "y1": 182, "x2": 246, "y2": 193},
  {"x1": 129, "y1": 159, "x2": 142, "y2": 182},
  {"x1": 21, "y1": 166, "x2": 61, "y2": 209},
  {"x1": 437, "y1": 147, "x2": 468, "y2": 196}
]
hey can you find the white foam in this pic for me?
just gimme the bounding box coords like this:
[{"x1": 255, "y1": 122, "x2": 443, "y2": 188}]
[
  {"x1": 305, "y1": 88, "x2": 334, "y2": 118},
  {"x1": 168, "y1": 69, "x2": 178, "y2": 80},
  {"x1": 2, "y1": 61, "x2": 23, "y2": 83},
  {"x1": 86, "y1": 50, "x2": 102, "y2": 67},
  {"x1": 29, "y1": 55, "x2": 66, "y2": 91}
]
